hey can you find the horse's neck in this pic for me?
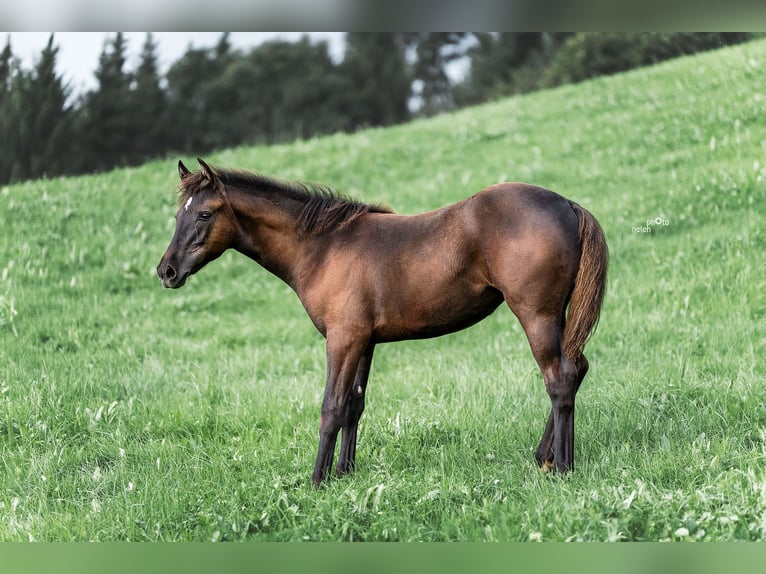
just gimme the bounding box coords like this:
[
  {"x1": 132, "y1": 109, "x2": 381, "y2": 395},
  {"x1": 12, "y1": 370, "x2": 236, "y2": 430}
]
[{"x1": 229, "y1": 190, "x2": 309, "y2": 288}]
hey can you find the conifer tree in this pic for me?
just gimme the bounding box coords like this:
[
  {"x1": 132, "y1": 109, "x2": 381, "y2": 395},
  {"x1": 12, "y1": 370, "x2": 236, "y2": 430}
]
[
  {"x1": 82, "y1": 32, "x2": 132, "y2": 171},
  {"x1": 129, "y1": 32, "x2": 167, "y2": 162},
  {"x1": 342, "y1": 33, "x2": 411, "y2": 128},
  {"x1": 31, "y1": 34, "x2": 72, "y2": 178},
  {"x1": 0, "y1": 36, "x2": 16, "y2": 184},
  {"x1": 407, "y1": 32, "x2": 467, "y2": 116},
  {"x1": 165, "y1": 33, "x2": 234, "y2": 153},
  {"x1": 9, "y1": 34, "x2": 72, "y2": 181}
]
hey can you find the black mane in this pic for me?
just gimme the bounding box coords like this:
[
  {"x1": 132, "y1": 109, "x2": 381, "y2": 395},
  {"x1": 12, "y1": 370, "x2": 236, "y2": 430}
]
[{"x1": 180, "y1": 166, "x2": 393, "y2": 236}]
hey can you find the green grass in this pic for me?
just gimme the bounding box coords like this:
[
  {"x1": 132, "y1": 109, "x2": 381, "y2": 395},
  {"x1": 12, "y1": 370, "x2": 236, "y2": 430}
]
[{"x1": 2, "y1": 40, "x2": 766, "y2": 542}]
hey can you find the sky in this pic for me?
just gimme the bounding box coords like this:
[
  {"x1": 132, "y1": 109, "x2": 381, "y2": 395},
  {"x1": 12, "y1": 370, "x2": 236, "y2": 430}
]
[{"x1": 5, "y1": 32, "x2": 346, "y2": 97}]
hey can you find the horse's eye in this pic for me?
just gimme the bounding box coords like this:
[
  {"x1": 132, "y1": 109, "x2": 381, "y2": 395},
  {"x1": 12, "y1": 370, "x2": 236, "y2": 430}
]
[{"x1": 198, "y1": 211, "x2": 212, "y2": 222}]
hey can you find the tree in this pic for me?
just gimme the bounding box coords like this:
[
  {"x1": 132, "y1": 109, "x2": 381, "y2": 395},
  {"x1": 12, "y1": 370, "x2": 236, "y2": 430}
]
[
  {"x1": 169, "y1": 36, "x2": 354, "y2": 148},
  {"x1": 541, "y1": 33, "x2": 754, "y2": 89},
  {"x1": 0, "y1": 36, "x2": 17, "y2": 184},
  {"x1": 129, "y1": 32, "x2": 167, "y2": 162},
  {"x1": 219, "y1": 37, "x2": 346, "y2": 144},
  {"x1": 262, "y1": 36, "x2": 349, "y2": 140},
  {"x1": 81, "y1": 32, "x2": 133, "y2": 171},
  {"x1": 0, "y1": 36, "x2": 11, "y2": 93},
  {"x1": 31, "y1": 34, "x2": 73, "y2": 178},
  {"x1": 455, "y1": 33, "x2": 572, "y2": 105},
  {"x1": 407, "y1": 33, "x2": 469, "y2": 116},
  {"x1": 341, "y1": 33, "x2": 411, "y2": 128},
  {"x1": 165, "y1": 33, "x2": 236, "y2": 153},
  {"x1": 9, "y1": 34, "x2": 73, "y2": 181}
]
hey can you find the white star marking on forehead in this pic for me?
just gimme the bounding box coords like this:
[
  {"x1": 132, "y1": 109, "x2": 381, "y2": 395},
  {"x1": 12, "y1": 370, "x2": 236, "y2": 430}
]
[{"x1": 184, "y1": 196, "x2": 193, "y2": 212}]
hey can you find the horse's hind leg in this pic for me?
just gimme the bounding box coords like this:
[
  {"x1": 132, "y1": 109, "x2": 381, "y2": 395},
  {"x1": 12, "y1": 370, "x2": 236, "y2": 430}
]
[
  {"x1": 535, "y1": 353, "x2": 588, "y2": 471},
  {"x1": 521, "y1": 314, "x2": 582, "y2": 472},
  {"x1": 535, "y1": 410, "x2": 556, "y2": 471}
]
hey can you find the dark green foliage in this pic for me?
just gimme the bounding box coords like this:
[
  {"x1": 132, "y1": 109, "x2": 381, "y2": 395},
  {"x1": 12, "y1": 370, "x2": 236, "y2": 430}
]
[
  {"x1": 407, "y1": 32, "x2": 470, "y2": 116},
  {"x1": 455, "y1": 32, "x2": 754, "y2": 105},
  {"x1": 1, "y1": 34, "x2": 74, "y2": 182},
  {"x1": 1, "y1": 32, "x2": 757, "y2": 185},
  {"x1": 543, "y1": 33, "x2": 754, "y2": 88},
  {"x1": 164, "y1": 34, "x2": 237, "y2": 154},
  {"x1": 342, "y1": 33, "x2": 411, "y2": 128},
  {"x1": 217, "y1": 37, "x2": 347, "y2": 144},
  {"x1": 454, "y1": 33, "x2": 572, "y2": 105},
  {"x1": 79, "y1": 33, "x2": 133, "y2": 172},
  {"x1": 0, "y1": 36, "x2": 17, "y2": 182},
  {"x1": 165, "y1": 36, "x2": 345, "y2": 150},
  {"x1": 129, "y1": 33, "x2": 167, "y2": 162}
]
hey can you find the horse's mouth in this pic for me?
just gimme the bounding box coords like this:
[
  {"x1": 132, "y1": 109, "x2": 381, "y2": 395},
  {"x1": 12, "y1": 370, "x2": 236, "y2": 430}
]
[
  {"x1": 160, "y1": 274, "x2": 188, "y2": 289},
  {"x1": 162, "y1": 277, "x2": 186, "y2": 289}
]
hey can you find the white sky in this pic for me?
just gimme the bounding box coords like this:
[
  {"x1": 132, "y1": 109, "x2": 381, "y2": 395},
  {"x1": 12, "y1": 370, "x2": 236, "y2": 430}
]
[{"x1": 4, "y1": 32, "x2": 346, "y2": 97}]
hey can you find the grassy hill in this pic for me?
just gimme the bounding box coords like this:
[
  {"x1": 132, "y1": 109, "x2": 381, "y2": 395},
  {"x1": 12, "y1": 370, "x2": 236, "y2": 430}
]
[{"x1": 1, "y1": 39, "x2": 765, "y2": 541}]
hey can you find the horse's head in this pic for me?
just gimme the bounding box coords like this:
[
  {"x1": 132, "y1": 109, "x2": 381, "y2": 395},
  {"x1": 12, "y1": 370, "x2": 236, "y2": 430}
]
[{"x1": 157, "y1": 158, "x2": 237, "y2": 288}]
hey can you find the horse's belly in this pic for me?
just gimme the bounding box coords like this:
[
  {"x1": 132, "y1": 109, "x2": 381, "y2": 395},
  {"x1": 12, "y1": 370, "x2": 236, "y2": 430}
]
[{"x1": 372, "y1": 286, "x2": 504, "y2": 343}]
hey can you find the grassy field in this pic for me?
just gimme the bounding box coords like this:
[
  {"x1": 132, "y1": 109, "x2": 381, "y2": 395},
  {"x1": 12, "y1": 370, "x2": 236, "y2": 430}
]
[{"x1": 1, "y1": 40, "x2": 765, "y2": 542}]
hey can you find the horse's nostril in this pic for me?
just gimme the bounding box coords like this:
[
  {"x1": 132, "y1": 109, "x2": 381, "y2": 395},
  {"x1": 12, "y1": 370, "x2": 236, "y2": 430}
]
[{"x1": 165, "y1": 264, "x2": 177, "y2": 280}]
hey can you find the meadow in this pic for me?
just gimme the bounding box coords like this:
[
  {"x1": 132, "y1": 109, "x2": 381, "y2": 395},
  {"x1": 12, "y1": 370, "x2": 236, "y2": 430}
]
[{"x1": 1, "y1": 39, "x2": 765, "y2": 542}]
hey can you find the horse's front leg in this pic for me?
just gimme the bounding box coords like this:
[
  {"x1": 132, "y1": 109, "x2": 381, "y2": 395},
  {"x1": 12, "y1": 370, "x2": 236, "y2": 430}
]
[
  {"x1": 335, "y1": 343, "x2": 375, "y2": 477},
  {"x1": 312, "y1": 332, "x2": 371, "y2": 486}
]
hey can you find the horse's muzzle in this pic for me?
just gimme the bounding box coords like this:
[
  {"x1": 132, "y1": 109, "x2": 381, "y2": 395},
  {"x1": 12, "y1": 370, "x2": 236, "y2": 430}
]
[{"x1": 157, "y1": 260, "x2": 186, "y2": 289}]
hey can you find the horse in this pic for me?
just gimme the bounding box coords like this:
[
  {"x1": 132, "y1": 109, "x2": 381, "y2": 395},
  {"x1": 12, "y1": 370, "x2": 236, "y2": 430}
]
[{"x1": 157, "y1": 158, "x2": 608, "y2": 486}]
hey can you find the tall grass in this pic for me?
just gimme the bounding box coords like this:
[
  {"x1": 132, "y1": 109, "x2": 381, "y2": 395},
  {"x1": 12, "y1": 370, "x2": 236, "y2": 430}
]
[{"x1": 1, "y1": 40, "x2": 765, "y2": 541}]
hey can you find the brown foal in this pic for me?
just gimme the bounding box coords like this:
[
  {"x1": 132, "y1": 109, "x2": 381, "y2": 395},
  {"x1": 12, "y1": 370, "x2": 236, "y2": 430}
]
[{"x1": 158, "y1": 159, "x2": 608, "y2": 485}]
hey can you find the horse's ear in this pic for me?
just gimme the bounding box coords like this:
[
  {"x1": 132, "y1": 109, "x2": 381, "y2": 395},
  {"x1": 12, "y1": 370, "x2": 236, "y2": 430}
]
[
  {"x1": 197, "y1": 157, "x2": 226, "y2": 197},
  {"x1": 178, "y1": 160, "x2": 191, "y2": 180},
  {"x1": 197, "y1": 158, "x2": 216, "y2": 183}
]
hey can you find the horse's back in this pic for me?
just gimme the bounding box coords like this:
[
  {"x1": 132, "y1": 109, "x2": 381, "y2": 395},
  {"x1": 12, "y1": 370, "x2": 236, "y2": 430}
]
[{"x1": 468, "y1": 182, "x2": 579, "y2": 235}]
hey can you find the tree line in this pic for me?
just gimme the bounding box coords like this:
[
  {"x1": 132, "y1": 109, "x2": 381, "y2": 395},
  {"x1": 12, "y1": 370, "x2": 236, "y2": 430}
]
[{"x1": 0, "y1": 32, "x2": 754, "y2": 185}]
